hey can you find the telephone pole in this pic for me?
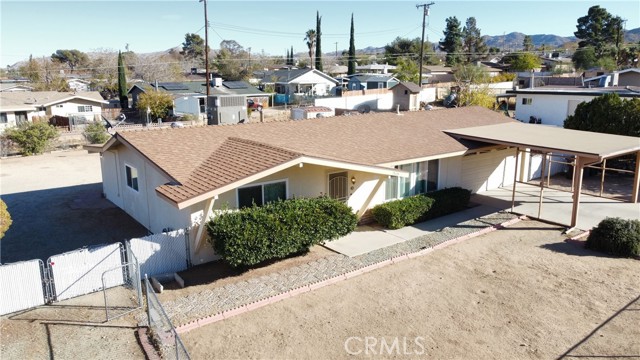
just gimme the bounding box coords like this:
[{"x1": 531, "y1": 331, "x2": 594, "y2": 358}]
[{"x1": 416, "y1": 2, "x2": 434, "y2": 88}]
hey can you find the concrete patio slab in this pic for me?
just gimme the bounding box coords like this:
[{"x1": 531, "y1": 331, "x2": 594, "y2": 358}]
[
  {"x1": 473, "y1": 183, "x2": 640, "y2": 230},
  {"x1": 323, "y1": 205, "x2": 499, "y2": 257}
]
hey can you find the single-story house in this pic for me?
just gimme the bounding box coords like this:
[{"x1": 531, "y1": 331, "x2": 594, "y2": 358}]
[
  {"x1": 128, "y1": 79, "x2": 268, "y2": 124},
  {"x1": 583, "y1": 68, "x2": 640, "y2": 88},
  {"x1": 355, "y1": 63, "x2": 397, "y2": 74},
  {"x1": 257, "y1": 68, "x2": 339, "y2": 98},
  {"x1": 66, "y1": 78, "x2": 91, "y2": 92},
  {"x1": 506, "y1": 85, "x2": 640, "y2": 127},
  {"x1": 100, "y1": 106, "x2": 640, "y2": 264},
  {"x1": 98, "y1": 107, "x2": 520, "y2": 262},
  {"x1": 0, "y1": 83, "x2": 33, "y2": 92},
  {"x1": 390, "y1": 82, "x2": 423, "y2": 111},
  {"x1": 0, "y1": 91, "x2": 107, "y2": 133},
  {"x1": 422, "y1": 66, "x2": 455, "y2": 84},
  {"x1": 347, "y1": 74, "x2": 399, "y2": 91}
]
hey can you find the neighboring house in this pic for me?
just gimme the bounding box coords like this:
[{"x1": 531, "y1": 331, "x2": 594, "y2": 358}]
[
  {"x1": 355, "y1": 63, "x2": 397, "y2": 74},
  {"x1": 128, "y1": 79, "x2": 268, "y2": 124},
  {"x1": 66, "y1": 78, "x2": 91, "y2": 92},
  {"x1": 0, "y1": 91, "x2": 107, "y2": 133},
  {"x1": 325, "y1": 65, "x2": 348, "y2": 77},
  {"x1": 0, "y1": 83, "x2": 33, "y2": 92},
  {"x1": 476, "y1": 62, "x2": 503, "y2": 77},
  {"x1": 422, "y1": 66, "x2": 455, "y2": 84},
  {"x1": 346, "y1": 74, "x2": 399, "y2": 91},
  {"x1": 258, "y1": 68, "x2": 339, "y2": 98},
  {"x1": 506, "y1": 85, "x2": 640, "y2": 127},
  {"x1": 540, "y1": 56, "x2": 574, "y2": 73},
  {"x1": 583, "y1": 68, "x2": 640, "y2": 88},
  {"x1": 390, "y1": 82, "x2": 422, "y2": 111},
  {"x1": 100, "y1": 107, "x2": 523, "y2": 263}
]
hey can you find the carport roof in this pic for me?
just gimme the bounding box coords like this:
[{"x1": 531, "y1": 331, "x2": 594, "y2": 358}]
[{"x1": 445, "y1": 122, "x2": 640, "y2": 161}]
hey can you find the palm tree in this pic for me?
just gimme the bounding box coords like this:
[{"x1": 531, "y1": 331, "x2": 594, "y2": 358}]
[{"x1": 304, "y1": 29, "x2": 316, "y2": 69}]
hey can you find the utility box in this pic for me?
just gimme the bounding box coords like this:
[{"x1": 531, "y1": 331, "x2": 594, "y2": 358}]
[{"x1": 207, "y1": 95, "x2": 248, "y2": 125}]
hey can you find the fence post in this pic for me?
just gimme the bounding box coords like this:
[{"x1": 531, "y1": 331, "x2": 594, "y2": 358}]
[
  {"x1": 185, "y1": 229, "x2": 192, "y2": 269},
  {"x1": 145, "y1": 274, "x2": 151, "y2": 327}
]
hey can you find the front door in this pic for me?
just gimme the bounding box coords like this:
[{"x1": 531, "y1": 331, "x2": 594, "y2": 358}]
[{"x1": 328, "y1": 172, "x2": 348, "y2": 202}]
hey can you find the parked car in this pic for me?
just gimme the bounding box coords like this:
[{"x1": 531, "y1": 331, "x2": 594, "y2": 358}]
[{"x1": 247, "y1": 99, "x2": 263, "y2": 111}]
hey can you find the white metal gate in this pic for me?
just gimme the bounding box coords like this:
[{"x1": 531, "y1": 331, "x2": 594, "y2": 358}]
[
  {"x1": 128, "y1": 229, "x2": 190, "y2": 278},
  {"x1": 328, "y1": 172, "x2": 349, "y2": 202},
  {"x1": 48, "y1": 243, "x2": 125, "y2": 301},
  {"x1": 0, "y1": 260, "x2": 47, "y2": 315}
]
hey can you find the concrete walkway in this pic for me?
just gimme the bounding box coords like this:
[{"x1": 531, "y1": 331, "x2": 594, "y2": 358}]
[
  {"x1": 473, "y1": 183, "x2": 640, "y2": 230},
  {"x1": 324, "y1": 204, "x2": 500, "y2": 257}
]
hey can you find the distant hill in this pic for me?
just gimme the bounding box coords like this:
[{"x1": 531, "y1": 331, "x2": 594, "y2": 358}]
[{"x1": 483, "y1": 27, "x2": 640, "y2": 50}]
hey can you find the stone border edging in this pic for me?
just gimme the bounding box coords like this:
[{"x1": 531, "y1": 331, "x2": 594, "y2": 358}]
[
  {"x1": 136, "y1": 327, "x2": 162, "y2": 360},
  {"x1": 175, "y1": 215, "x2": 525, "y2": 334}
]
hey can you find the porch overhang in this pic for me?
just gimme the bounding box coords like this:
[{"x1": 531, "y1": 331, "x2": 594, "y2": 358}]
[
  {"x1": 161, "y1": 155, "x2": 409, "y2": 210},
  {"x1": 445, "y1": 122, "x2": 640, "y2": 228}
]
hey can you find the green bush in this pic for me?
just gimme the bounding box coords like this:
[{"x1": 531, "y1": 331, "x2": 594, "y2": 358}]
[
  {"x1": 207, "y1": 197, "x2": 357, "y2": 267},
  {"x1": 83, "y1": 121, "x2": 110, "y2": 144},
  {"x1": 423, "y1": 187, "x2": 471, "y2": 220},
  {"x1": 4, "y1": 122, "x2": 59, "y2": 155},
  {"x1": 586, "y1": 217, "x2": 640, "y2": 257},
  {"x1": 372, "y1": 187, "x2": 471, "y2": 229},
  {"x1": 372, "y1": 196, "x2": 434, "y2": 230},
  {"x1": 0, "y1": 199, "x2": 12, "y2": 239}
]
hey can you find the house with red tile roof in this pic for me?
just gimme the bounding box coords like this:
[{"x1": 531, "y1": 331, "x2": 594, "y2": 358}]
[{"x1": 100, "y1": 106, "x2": 523, "y2": 263}]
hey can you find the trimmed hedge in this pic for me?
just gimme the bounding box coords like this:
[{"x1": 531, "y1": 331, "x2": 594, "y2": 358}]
[
  {"x1": 423, "y1": 187, "x2": 472, "y2": 220},
  {"x1": 586, "y1": 217, "x2": 640, "y2": 257},
  {"x1": 207, "y1": 197, "x2": 357, "y2": 267},
  {"x1": 372, "y1": 187, "x2": 472, "y2": 229},
  {"x1": 371, "y1": 195, "x2": 434, "y2": 230}
]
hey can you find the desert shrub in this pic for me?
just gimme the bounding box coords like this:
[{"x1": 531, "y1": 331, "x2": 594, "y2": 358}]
[
  {"x1": 423, "y1": 187, "x2": 472, "y2": 220},
  {"x1": 0, "y1": 199, "x2": 12, "y2": 239},
  {"x1": 372, "y1": 195, "x2": 434, "y2": 230},
  {"x1": 4, "y1": 122, "x2": 58, "y2": 155},
  {"x1": 586, "y1": 217, "x2": 640, "y2": 257},
  {"x1": 372, "y1": 187, "x2": 471, "y2": 229},
  {"x1": 207, "y1": 197, "x2": 357, "y2": 267},
  {"x1": 83, "y1": 121, "x2": 110, "y2": 144}
]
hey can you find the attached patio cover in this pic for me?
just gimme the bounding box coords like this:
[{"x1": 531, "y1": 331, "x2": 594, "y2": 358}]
[{"x1": 446, "y1": 122, "x2": 640, "y2": 228}]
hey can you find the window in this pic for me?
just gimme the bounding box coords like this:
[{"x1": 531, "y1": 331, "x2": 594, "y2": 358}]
[
  {"x1": 15, "y1": 111, "x2": 27, "y2": 125},
  {"x1": 77, "y1": 105, "x2": 93, "y2": 112},
  {"x1": 237, "y1": 180, "x2": 286, "y2": 208},
  {"x1": 199, "y1": 98, "x2": 205, "y2": 113},
  {"x1": 522, "y1": 98, "x2": 532, "y2": 105},
  {"x1": 385, "y1": 160, "x2": 439, "y2": 200},
  {"x1": 125, "y1": 165, "x2": 139, "y2": 191},
  {"x1": 0, "y1": 113, "x2": 7, "y2": 124}
]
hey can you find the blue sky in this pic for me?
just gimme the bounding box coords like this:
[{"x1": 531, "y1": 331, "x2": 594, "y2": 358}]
[{"x1": 1, "y1": 0, "x2": 639, "y2": 67}]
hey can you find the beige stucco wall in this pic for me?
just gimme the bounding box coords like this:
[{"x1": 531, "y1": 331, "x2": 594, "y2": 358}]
[{"x1": 49, "y1": 99, "x2": 103, "y2": 118}]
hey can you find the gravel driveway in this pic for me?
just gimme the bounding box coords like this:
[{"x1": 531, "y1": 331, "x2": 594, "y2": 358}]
[{"x1": 0, "y1": 150, "x2": 147, "y2": 263}]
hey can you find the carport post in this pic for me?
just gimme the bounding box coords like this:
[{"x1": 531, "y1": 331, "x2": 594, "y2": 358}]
[
  {"x1": 570, "y1": 156, "x2": 586, "y2": 228},
  {"x1": 511, "y1": 147, "x2": 520, "y2": 213},
  {"x1": 632, "y1": 151, "x2": 640, "y2": 204},
  {"x1": 538, "y1": 153, "x2": 547, "y2": 219},
  {"x1": 193, "y1": 197, "x2": 216, "y2": 252}
]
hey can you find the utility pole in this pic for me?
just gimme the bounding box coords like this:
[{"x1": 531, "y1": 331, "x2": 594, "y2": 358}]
[
  {"x1": 334, "y1": 42, "x2": 338, "y2": 60},
  {"x1": 199, "y1": 0, "x2": 210, "y2": 123},
  {"x1": 416, "y1": 2, "x2": 435, "y2": 88}
]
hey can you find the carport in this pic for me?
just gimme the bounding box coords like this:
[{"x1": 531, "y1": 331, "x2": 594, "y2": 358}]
[{"x1": 446, "y1": 123, "x2": 640, "y2": 229}]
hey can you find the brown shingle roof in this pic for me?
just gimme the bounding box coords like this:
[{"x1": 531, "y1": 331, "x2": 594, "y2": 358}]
[{"x1": 111, "y1": 106, "x2": 515, "y2": 206}]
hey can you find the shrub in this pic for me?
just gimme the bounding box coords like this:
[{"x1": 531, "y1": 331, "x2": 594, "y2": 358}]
[
  {"x1": 372, "y1": 187, "x2": 471, "y2": 229},
  {"x1": 586, "y1": 217, "x2": 640, "y2": 257},
  {"x1": 4, "y1": 122, "x2": 59, "y2": 155},
  {"x1": 423, "y1": 187, "x2": 471, "y2": 220},
  {"x1": 207, "y1": 197, "x2": 357, "y2": 267},
  {"x1": 372, "y1": 196, "x2": 434, "y2": 230},
  {"x1": 83, "y1": 121, "x2": 110, "y2": 144},
  {"x1": 0, "y1": 199, "x2": 11, "y2": 239}
]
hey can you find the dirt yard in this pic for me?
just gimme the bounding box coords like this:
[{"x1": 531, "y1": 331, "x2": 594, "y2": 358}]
[
  {"x1": 0, "y1": 288, "x2": 145, "y2": 359},
  {"x1": 181, "y1": 220, "x2": 640, "y2": 359}
]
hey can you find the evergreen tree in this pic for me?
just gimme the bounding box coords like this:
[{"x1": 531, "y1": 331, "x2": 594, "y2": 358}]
[
  {"x1": 290, "y1": 46, "x2": 294, "y2": 65},
  {"x1": 348, "y1": 13, "x2": 356, "y2": 75},
  {"x1": 286, "y1": 48, "x2": 290, "y2": 65},
  {"x1": 439, "y1": 16, "x2": 463, "y2": 66},
  {"x1": 522, "y1": 35, "x2": 534, "y2": 52},
  {"x1": 117, "y1": 51, "x2": 128, "y2": 109},
  {"x1": 574, "y1": 5, "x2": 623, "y2": 63},
  {"x1": 315, "y1": 11, "x2": 323, "y2": 71},
  {"x1": 461, "y1": 17, "x2": 488, "y2": 63}
]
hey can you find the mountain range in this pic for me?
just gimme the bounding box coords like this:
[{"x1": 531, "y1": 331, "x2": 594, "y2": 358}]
[{"x1": 482, "y1": 28, "x2": 640, "y2": 50}]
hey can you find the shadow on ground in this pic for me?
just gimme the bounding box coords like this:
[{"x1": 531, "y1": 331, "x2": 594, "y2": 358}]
[{"x1": 1, "y1": 183, "x2": 147, "y2": 263}]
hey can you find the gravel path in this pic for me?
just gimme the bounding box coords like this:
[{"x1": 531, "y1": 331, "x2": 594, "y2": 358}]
[{"x1": 161, "y1": 211, "x2": 517, "y2": 327}]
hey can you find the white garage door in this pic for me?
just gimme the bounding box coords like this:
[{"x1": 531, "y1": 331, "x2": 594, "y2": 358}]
[{"x1": 461, "y1": 148, "x2": 516, "y2": 193}]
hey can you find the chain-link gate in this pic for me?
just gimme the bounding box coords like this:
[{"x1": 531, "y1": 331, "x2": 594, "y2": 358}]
[
  {"x1": 145, "y1": 276, "x2": 190, "y2": 359},
  {"x1": 102, "y1": 248, "x2": 142, "y2": 322}
]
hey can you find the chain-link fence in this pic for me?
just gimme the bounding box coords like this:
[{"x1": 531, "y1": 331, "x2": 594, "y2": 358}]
[
  {"x1": 102, "y1": 252, "x2": 142, "y2": 322},
  {"x1": 144, "y1": 276, "x2": 190, "y2": 360}
]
